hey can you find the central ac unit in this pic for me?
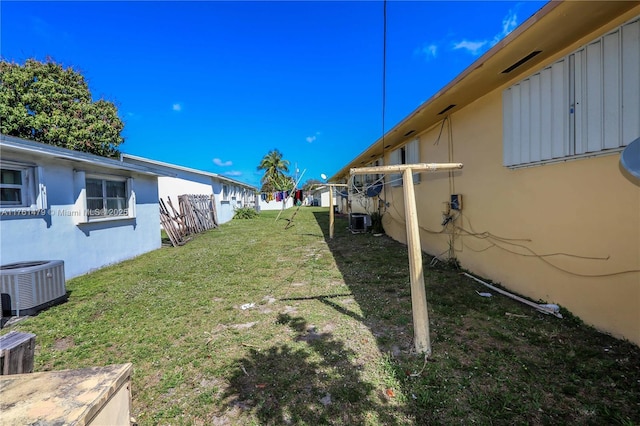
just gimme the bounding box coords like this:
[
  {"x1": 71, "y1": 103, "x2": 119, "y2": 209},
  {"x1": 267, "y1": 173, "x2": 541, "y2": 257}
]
[
  {"x1": 349, "y1": 213, "x2": 371, "y2": 233},
  {"x1": 0, "y1": 260, "x2": 67, "y2": 317}
]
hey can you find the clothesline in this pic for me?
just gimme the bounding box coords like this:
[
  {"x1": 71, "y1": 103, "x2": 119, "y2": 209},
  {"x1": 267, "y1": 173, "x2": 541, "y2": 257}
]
[{"x1": 260, "y1": 190, "x2": 305, "y2": 203}]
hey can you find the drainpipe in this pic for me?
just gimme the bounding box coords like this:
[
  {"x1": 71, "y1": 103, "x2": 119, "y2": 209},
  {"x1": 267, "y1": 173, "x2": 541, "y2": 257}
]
[{"x1": 463, "y1": 273, "x2": 562, "y2": 318}]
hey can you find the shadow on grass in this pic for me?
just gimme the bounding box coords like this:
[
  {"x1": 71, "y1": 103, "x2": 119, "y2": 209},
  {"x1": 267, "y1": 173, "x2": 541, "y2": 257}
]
[
  {"x1": 281, "y1": 293, "x2": 364, "y2": 322},
  {"x1": 308, "y1": 210, "x2": 640, "y2": 425},
  {"x1": 222, "y1": 313, "x2": 403, "y2": 425}
]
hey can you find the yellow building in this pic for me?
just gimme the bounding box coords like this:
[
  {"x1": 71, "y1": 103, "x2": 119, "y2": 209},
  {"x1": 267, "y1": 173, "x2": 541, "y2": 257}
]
[{"x1": 331, "y1": 1, "x2": 640, "y2": 346}]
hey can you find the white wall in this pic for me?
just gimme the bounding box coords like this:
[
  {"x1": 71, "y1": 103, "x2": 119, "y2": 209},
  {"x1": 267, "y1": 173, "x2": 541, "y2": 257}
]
[
  {"x1": 258, "y1": 197, "x2": 294, "y2": 211},
  {"x1": 0, "y1": 157, "x2": 161, "y2": 279},
  {"x1": 320, "y1": 190, "x2": 337, "y2": 208},
  {"x1": 158, "y1": 176, "x2": 213, "y2": 202}
]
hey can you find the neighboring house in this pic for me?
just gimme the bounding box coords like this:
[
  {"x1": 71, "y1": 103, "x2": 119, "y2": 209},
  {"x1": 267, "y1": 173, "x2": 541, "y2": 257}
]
[
  {"x1": 331, "y1": 2, "x2": 640, "y2": 345},
  {"x1": 310, "y1": 186, "x2": 337, "y2": 208},
  {"x1": 121, "y1": 154, "x2": 257, "y2": 225},
  {"x1": 0, "y1": 134, "x2": 164, "y2": 279}
]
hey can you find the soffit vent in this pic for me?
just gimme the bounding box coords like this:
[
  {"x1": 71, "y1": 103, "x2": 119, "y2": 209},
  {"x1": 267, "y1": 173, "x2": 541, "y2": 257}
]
[
  {"x1": 438, "y1": 104, "x2": 456, "y2": 115},
  {"x1": 502, "y1": 50, "x2": 542, "y2": 74}
]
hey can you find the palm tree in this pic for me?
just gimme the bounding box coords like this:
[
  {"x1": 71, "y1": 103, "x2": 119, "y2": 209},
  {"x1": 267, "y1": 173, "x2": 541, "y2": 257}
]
[{"x1": 257, "y1": 149, "x2": 291, "y2": 191}]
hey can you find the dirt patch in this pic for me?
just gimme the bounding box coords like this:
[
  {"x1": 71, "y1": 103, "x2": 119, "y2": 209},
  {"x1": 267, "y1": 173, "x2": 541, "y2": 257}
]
[
  {"x1": 231, "y1": 322, "x2": 259, "y2": 330},
  {"x1": 281, "y1": 306, "x2": 298, "y2": 315},
  {"x1": 262, "y1": 296, "x2": 277, "y2": 304},
  {"x1": 53, "y1": 336, "x2": 75, "y2": 351},
  {"x1": 321, "y1": 322, "x2": 336, "y2": 333}
]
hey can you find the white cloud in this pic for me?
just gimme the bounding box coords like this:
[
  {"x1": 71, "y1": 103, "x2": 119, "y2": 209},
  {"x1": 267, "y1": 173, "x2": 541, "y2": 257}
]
[
  {"x1": 418, "y1": 43, "x2": 438, "y2": 60},
  {"x1": 452, "y1": 9, "x2": 521, "y2": 56},
  {"x1": 213, "y1": 158, "x2": 233, "y2": 167},
  {"x1": 306, "y1": 131, "x2": 321, "y2": 143},
  {"x1": 413, "y1": 43, "x2": 438, "y2": 61},
  {"x1": 453, "y1": 40, "x2": 488, "y2": 56},
  {"x1": 491, "y1": 9, "x2": 519, "y2": 46},
  {"x1": 172, "y1": 103, "x2": 182, "y2": 112},
  {"x1": 502, "y1": 10, "x2": 518, "y2": 37},
  {"x1": 224, "y1": 171, "x2": 242, "y2": 177}
]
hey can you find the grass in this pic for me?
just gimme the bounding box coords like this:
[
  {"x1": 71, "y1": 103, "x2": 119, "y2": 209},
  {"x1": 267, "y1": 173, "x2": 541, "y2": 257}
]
[{"x1": 2, "y1": 207, "x2": 639, "y2": 425}]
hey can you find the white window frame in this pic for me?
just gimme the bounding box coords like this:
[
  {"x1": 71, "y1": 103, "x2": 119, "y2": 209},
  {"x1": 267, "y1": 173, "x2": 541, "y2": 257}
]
[
  {"x1": 390, "y1": 138, "x2": 421, "y2": 186},
  {"x1": 222, "y1": 184, "x2": 229, "y2": 202},
  {"x1": 231, "y1": 185, "x2": 237, "y2": 203},
  {"x1": 0, "y1": 160, "x2": 47, "y2": 214},
  {"x1": 73, "y1": 171, "x2": 135, "y2": 224},
  {"x1": 503, "y1": 17, "x2": 640, "y2": 168}
]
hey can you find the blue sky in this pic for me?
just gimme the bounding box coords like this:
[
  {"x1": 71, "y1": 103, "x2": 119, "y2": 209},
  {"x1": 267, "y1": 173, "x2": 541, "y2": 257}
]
[{"x1": 1, "y1": 1, "x2": 547, "y2": 188}]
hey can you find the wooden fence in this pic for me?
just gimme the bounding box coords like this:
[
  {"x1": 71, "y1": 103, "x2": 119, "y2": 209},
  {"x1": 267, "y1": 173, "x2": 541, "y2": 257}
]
[{"x1": 159, "y1": 194, "x2": 218, "y2": 247}]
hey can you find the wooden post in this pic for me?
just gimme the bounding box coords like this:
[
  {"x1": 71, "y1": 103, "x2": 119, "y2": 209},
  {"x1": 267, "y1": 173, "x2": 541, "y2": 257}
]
[
  {"x1": 350, "y1": 162, "x2": 463, "y2": 356},
  {"x1": 329, "y1": 184, "x2": 335, "y2": 239},
  {"x1": 0, "y1": 331, "x2": 36, "y2": 375},
  {"x1": 402, "y1": 168, "x2": 431, "y2": 355},
  {"x1": 311, "y1": 183, "x2": 347, "y2": 239}
]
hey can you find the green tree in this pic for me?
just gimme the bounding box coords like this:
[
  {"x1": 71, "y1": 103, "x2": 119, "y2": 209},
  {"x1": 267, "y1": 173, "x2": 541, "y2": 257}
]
[
  {"x1": 0, "y1": 58, "x2": 124, "y2": 157},
  {"x1": 257, "y1": 149, "x2": 291, "y2": 192},
  {"x1": 302, "y1": 179, "x2": 323, "y2": 192}
]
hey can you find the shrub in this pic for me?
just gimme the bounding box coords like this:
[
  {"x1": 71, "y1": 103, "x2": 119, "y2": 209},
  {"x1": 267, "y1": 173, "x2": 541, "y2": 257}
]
[
  {"x1": 233, "y1": 207, "x2": 259, "y2": 219},
  {"x1": 370, "y1": 211, "x2": 384, "y2": 234}
]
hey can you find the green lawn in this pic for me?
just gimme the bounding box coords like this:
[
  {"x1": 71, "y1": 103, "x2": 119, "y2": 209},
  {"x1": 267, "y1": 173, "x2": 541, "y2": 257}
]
[{"x1": 3, "y1": 207, "x2": 639, "y2": 425}]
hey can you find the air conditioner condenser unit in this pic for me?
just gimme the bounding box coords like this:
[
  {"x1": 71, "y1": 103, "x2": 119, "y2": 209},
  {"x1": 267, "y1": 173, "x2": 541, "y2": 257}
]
[
  {"x1": 0, "y1": 260, "x2": 67, "y2": 317},
  {"x1": 349, "y1": 213, "x2": 371, "y2": 233}
]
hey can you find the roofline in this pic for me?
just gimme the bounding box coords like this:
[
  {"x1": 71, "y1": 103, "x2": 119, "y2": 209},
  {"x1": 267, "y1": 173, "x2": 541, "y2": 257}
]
[
  {"x1": 0, "y1": 134, "x2": 166, "y2": 176},
  {"x1": 121, "y1": 153, "x2": 219, "y2": 178},
  {"x1": 121, "y1": 153, "x2": 258, "y2": 190}
]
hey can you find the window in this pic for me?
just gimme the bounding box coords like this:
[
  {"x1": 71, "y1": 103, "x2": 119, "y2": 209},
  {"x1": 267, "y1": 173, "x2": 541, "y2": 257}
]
[
  {"x1": 503, "y1": 17, "x2": 640, "y2": 167},
  {"x1": 86, "y1": 177, "x2": 129, "y2": 218},
  {"x1": 1, "y1": 169, "x2": 25, "y2": 206},
  {"x1": 0, "y1": 161, "x2": 46, "y2": 212},
  {"x1": 222, "y1": 184, "x2": 229, "y2": 202},
  {"x1": 72, "y1": 171, "x2": 134, "y2": 223},
  {"x1": 390, "y1": 139, "x2": 421, "y2": 186}
]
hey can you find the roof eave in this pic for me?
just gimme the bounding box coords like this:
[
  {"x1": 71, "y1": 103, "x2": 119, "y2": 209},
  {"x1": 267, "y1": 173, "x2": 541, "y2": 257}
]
[{"x1": 0, "y1": 134, "x2": 165, "y2": 176}]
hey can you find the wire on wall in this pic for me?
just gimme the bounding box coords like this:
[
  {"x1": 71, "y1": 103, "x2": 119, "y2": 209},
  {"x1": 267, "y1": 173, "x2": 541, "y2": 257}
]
[
  {"x1": 433, "y1": 116, "x2": 448, "y2": 146},
  {"x1": 380, "y1": 192, "x2": 639, "y2": 278}
]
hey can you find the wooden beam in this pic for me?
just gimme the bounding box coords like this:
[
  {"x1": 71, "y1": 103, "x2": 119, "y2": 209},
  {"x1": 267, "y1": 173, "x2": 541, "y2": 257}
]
[
  {"x1": 329, "y1": 184, "x2": 335, "y2": 239},
  {"x1": 0, "y1": 331, "x2": 36, "y2": 375},
  {"x1": 309, "y1": 183, "x2": 348, "y2": 190},
  {"x1": 402, "y1": 168, "x2": 431, "y2": 356},
  {"x1": 350, "y1": 163, "x2": 463, "y2": 175}
]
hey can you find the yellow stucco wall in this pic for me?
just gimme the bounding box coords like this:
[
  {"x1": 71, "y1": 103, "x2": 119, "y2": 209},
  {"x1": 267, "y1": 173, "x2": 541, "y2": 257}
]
[{"x1": 382, "y1": 87, "x2": 640, "y2": 345}]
